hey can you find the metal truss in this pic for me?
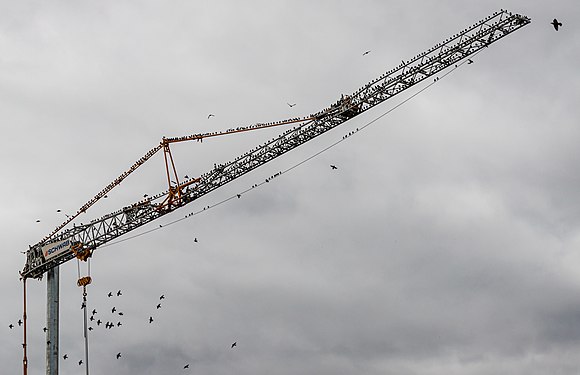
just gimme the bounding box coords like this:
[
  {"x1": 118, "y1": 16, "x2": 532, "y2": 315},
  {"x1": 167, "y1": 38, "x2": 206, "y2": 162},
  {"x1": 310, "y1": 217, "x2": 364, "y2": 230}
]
[{"x1": 22, "y1": 10, "x2": 530, "y2": 280}]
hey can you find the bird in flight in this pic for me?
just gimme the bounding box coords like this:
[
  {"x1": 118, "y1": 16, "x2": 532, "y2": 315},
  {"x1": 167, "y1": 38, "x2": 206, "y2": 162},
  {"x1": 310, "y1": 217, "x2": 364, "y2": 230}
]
[
  {"x1": 9, "y1": 324, "x2": 14, "y2": 329},
  {"x1": 208, "y1": 114, "x2": 215, "y2": 119},
  {"x1": 111, "y1": 307, "x2": 116, "y2": 313},
  {"x1": 184, "y1": 364, "x2": 190, "y2": 369},
  {"x1": 63, "y1": 354, "x2": 68, "y2": 360},
  {"x1": 18, "y1": 319, "x2": 22, "y2": 326},
  {"x1": 157, "y1": 303, "x2": 162, "y2": 309},
  {"x1": 467, "y1": 59, "x2": 474, "y2": 64},
  {"x1": 108, "y1": 291, "x2": 113, "y2": 297},
  {"x1": 36, "y1": 219, "x2": 40, "y2": 223},
  {"x1": 117, "y1": 290, "x2": 122, "y2": 296},
  {"x1": 194, "y1": 237, "x2": 198, "y2": 243},
  {"x1": 160, "y1": 295, "x2": 165, "y2": 300},
  {"x1": 149, "y1": 316, "x2": 154, "y2": 323},
  {"x1": 287, "y1": 102, "x2": 296, "y2": 107},
  {"x1": 362, "y1": 50, "x2": 371, "y2": 56},
  {"x1": 43, "y1": 327, "x2": 47, "y2": 332},
  {"x1": 231, "y1": 341, "x2": 237, "y2": 349},
  {"x1": 330, "y1": 165, "x2": 338, "y2": 170},
  {"x1": 78, "y1": 360, "x2": 83, "y2": 366},
  {"x1": 116, "y1": 352, "x2": 122, "y2": 359},
  {"x1": 551, "y1": 18, "x2": 562, "y2": 31},
  {"x1": 92, "y1": 309, "x2": 97, "y2": 315}
]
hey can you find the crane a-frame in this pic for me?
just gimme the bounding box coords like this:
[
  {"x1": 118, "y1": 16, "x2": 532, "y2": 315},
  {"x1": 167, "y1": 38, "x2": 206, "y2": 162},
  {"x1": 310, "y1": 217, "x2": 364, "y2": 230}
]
[{"x1": 19, "y1": 9, "x2": 530, "y2": 375}]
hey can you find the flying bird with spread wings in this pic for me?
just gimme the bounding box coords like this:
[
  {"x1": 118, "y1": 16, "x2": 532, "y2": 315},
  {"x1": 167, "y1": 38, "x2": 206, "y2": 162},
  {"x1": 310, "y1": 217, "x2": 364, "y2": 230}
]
[{"x1": 551, "y1": 18, "x2": 562, "y2": 31}]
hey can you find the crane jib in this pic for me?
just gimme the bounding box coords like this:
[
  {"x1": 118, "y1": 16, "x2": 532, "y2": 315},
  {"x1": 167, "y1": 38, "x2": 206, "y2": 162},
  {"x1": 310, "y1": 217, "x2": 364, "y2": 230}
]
[{"x1": 21, "y1": 10, "x2": 531, "y2": 280}]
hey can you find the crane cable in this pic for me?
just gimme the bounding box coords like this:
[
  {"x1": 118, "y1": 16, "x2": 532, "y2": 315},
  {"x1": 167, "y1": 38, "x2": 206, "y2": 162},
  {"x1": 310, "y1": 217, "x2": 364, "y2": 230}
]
[
  {"x1": 99, "y1": 51, "x2": 480, "y2": 249},
  {"x1": 77, "y1": 259, "x2": 92, "y2": 375}
]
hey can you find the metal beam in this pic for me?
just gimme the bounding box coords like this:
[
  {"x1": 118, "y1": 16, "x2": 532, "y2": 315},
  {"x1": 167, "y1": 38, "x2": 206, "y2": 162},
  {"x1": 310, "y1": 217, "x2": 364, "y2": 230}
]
[
  {"x1": 46, "y1": 267, "x2": 59, "y2": 375},
  {"x1": 22, "y1": 10, "x2": 531, "y2": 280}
]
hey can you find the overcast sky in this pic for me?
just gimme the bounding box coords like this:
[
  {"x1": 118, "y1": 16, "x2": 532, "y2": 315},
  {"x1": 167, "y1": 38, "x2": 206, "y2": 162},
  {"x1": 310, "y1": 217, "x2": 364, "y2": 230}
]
[{"x1": 2, "y1": 1, "x2": 580, "y2": 374}]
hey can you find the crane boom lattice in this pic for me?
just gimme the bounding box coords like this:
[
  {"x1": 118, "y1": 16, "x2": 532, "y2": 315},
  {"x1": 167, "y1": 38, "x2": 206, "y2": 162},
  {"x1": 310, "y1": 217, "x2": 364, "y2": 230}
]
[{"x1": 22, "y1": 9, "x2": 530, "y2": 280}]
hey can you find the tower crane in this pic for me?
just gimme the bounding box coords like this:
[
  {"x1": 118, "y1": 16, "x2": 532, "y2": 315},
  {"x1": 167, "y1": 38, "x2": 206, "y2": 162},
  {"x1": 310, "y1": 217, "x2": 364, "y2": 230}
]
[{"x1": 19, "y1": 9, "x2": 530, "y2": 375}]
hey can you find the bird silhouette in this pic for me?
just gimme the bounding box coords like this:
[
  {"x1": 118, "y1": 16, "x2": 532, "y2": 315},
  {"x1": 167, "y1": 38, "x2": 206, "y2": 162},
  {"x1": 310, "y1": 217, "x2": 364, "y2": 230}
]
[
  {"x1": 36, "y1": 220, "x2": 40, "y2": 223},
  {"x1": 208, "y1": 114, "x2": 215, "y2": 119},
  {"x1": 362, "y1": 50, "x2": 371, "y2": 56},
  {"x1": 287, "y1": 103, "x2": 296, "y2": 107},
  {"x1": 231, "y1": 341, "x2": 237, "y2": 348},
  {"x1": 43, "y1": 326, "x2": 47, "y2": 332},
  {"x1": 91, "y1": 309, "x2": 97, "y2": 315},
  {"x1": 330, "y1": 165, "x2": 338, "y2": 170},
  {"x1": 149, "y1": 316, "x2": 154, "y2": 323},
  {"x1": 9, "y1": 324, "x2": 14, "y2": 329},
  {"x1": 79, "y1": 360, "x2": 83, "y2": 365},
  {"x1": 63, "y1": 354, "x2": 68, "y2": 360},
  {"x1": 90, "y1": 316, "x2": 94, "y2": 321},
  {"x1": 18, "y1": 319, "x2": 22, "y2": 326},
  {"x1": 56, "y1": 209, "x2": 61, "y2": 212},
  {"x1": 118, "y1": 312, "x2": 124, "y2": 316},
  {"x1": 157, "y1": 303, "x2": 162, "y2": 309},
  {"x1": 467, "y1": 59, "x2": 474, "y2": 64},
  {"x1": 117, "y1": 322, "x2": 122, "y2": 327},
  {"x1": 160, "y1": 295, "x2": 165, "y2": 300},
  {"x1": 108, "y1": 292, "x2": 113, "y2": 297},
  {"x1": 551, "y1": 18, "x2": 562, "y2": 31},
  {"x1": 111, "y1": 307, "x2": 116, "y2": 313},
  {"x1": 194, "y1": 238, "x2": 198, "y2": 243},
  {"x1": 184, "y1": 364, "x2": 190, "y2": 369},
  {"x1": 117, "y1": 290, "x2": 122, "y2": 296},
  {"x1": 88, "y1": 327, "x2": 93, "y2": 331},
  {"x1": 116, "y1": 352, "x2": 122, "y2": 359},
  {"x1": 97, "y1": 319, "x2": 102, "y2": 326}
]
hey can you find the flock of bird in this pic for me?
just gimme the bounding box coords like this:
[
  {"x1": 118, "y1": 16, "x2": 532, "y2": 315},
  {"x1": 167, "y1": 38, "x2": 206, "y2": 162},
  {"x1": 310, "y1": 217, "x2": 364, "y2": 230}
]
[
  {"x1": 20, "y1": 14, "x2": 564, "y2": 371},
  {"x1": 9, "y1": 290, "x2": 237, "y2": 370},
  {"x1": 31, "y1": 17, "x2": 562, "y2": 226}
]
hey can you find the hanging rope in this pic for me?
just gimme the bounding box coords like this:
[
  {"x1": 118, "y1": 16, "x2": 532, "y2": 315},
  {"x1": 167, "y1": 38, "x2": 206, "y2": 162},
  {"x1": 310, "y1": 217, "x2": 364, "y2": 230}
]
[
  {"x1": 77, "y1": 259, "x2": 92, "y2": 375},
  {"x1": 22, "y1": 277, "x2": 28, "y2": 375}
]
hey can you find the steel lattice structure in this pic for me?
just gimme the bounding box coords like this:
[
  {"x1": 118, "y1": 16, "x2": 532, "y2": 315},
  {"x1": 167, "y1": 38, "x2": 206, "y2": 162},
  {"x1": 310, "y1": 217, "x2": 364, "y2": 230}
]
[{"x1": 22, "y1": 9, "x2": 530, "y2": 280}]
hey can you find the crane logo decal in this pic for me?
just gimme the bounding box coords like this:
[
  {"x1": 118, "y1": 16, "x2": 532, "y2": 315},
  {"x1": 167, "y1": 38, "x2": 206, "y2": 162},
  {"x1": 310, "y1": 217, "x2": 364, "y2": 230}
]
[{"x1": 42, "y1": 239, "x2": 72, "y2": 260}]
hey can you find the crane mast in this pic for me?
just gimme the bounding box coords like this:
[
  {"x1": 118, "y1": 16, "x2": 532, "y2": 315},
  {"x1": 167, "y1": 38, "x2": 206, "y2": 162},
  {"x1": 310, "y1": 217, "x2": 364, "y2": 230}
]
[{"x1": 22, "y1": 10, "x2": 530, "y2": 280}]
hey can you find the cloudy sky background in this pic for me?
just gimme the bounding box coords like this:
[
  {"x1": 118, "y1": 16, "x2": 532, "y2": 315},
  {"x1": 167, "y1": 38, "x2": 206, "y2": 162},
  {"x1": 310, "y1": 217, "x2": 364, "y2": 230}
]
[{"x1": 2, "y1": 1, "x2": 580, "y2": 374}]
